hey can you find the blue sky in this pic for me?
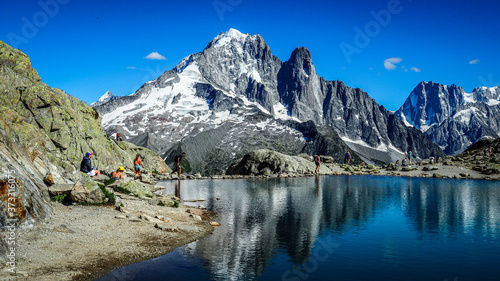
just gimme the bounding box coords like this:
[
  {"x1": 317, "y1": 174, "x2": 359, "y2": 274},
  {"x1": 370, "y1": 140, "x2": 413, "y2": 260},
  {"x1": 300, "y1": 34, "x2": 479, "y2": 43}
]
[{"x1": 1, "y1": 0, "x2": 499, "y2": 111}]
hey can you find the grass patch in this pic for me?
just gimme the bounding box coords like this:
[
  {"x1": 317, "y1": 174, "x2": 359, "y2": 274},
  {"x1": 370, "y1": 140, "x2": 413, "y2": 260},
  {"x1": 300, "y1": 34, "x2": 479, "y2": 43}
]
[
  {"x1": 114, "y1": 185, "x2": 132, "y2": 195},
  {"x1": 99, "y1": 185, "x2": 116, "y2": 206},
  {"x1": 103, "y1": 178, "x2": 116, "y2": 186}
]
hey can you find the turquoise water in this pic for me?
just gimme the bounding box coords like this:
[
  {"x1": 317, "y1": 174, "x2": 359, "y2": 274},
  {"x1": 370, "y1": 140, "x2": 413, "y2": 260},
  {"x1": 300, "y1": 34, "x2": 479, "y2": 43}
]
[{"x1": 98, "y1": 176, "x2": 500, "y2": 281}]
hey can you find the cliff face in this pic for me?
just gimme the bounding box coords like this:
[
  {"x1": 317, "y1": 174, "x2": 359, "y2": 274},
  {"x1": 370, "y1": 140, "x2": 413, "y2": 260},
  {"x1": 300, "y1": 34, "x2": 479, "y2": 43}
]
[
  {"x1": 396, "y1": 81, "x2": 500, "y2": 155},
  {"x1": 0, "y1": 41, "x2": 168, "y2": 260}
]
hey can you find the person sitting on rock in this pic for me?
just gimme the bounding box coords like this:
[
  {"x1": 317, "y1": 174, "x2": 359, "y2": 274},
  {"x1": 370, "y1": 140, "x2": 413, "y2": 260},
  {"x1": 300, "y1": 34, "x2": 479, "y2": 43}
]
[
  {"x1": 402, "y1": 157, "x2": 408, "y2": 166},
  {"x1": 111, "y1": 167, "x2": 124, "y2": 181},
  {"x1": 314, "y1": 154, "x2": 321, "y2": 174},
  {"x1": 116, "y1": 133, "x2": 123, "y2": 141},
  {"x1": 174, "y1": 152, "x2": 186, "y2": 177},
  {"x1": 80, "y1": 152, "x2": 100, "y2": 177},
  {"x1": 429, "y1": 155, "x2": 435, "y2": 164},
  {"x1": 134, "y1": 154, "x2": 144, "y2": 178},
  {"x1": 395, "y1": 160, "x2": 400, "y2": 166}
]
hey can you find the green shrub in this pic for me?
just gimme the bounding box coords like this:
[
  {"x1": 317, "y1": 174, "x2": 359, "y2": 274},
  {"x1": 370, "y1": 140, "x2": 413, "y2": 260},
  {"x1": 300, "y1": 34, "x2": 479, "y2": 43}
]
[
  {"x1": 51, "y1": 194, "x2": 67, "y2": 203},
  {"x1": 114, "y1": 185, "x2": 132, "y2": 195},
  {"x1": 99, "y1": 185, "x2": 116, "y2": 205},
  {"x1": 104, "y1": 178, "x2": 116, "y2": 186}
]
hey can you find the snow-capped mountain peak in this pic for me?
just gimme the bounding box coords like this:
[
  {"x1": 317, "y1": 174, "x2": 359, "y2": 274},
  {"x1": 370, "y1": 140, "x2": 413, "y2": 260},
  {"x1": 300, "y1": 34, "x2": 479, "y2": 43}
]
[
  {"x1": 213, "y1": 28, "x2": 249, "y2": 48},
  {"x1": 91, "y1": 91, "x2": 115, "y2": 107},
  {"x1": 396, "y1": 81, "x2": 500, "y2": 155}
]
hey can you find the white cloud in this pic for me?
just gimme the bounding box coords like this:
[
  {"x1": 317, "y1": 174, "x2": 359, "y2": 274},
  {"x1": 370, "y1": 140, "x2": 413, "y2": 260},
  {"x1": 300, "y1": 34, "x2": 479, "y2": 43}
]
[
  {"x1": 126, "y1": 66, "x2": 137, "y2": 69},
  {"x1": 384, "y1": 57, "x2": 403, "y2": 70},
  {"x1": 410, "y1": 67, "x2": 421, "y2": 73},
  {"x1": 469, "y1": 59, "x2": 479, "y2": 64},
  {"x1": 144, "y1": 52, "x2": 167, "y2": 60}
]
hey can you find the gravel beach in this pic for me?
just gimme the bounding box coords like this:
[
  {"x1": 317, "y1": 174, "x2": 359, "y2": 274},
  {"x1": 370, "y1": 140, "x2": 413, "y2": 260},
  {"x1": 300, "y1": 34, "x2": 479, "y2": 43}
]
[{"x1": 1, "y1": 195, "x2": 216, "y2": 281}]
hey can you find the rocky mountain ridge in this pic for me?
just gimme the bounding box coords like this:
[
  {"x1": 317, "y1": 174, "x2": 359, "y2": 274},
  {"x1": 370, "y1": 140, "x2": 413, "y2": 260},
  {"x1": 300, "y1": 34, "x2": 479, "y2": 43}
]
[
  {"x1": 396, "y1": 81, "x2": 500, "y2": 155},
  {"x1": 95, "y1": 29, "x2": 443, "y2": 173}
]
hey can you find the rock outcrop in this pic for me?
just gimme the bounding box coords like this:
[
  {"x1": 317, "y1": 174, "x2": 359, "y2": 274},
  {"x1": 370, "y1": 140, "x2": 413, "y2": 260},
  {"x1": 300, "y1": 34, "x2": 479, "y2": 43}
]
[
  {"x1": 453, "y1": 137, "x2": 500, "y2": 174},
  {"x1": 0, "y1": 40, "x2": 168, "y2": 261},
  {"x1": 226, "y1": 149, "x2": 332, "y2": 175}
]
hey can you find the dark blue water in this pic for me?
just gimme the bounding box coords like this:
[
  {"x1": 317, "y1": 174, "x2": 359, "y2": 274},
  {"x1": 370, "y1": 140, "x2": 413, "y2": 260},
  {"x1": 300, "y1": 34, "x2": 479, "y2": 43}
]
[{"x1": 98, "y1": 176, "x2": 500, "y2": 281}]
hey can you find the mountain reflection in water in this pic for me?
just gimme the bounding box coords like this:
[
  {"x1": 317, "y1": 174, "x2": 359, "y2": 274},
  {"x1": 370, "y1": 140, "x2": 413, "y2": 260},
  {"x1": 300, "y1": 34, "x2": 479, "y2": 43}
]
[{"x1": 98, "y1": 176, "x2": 500, "y2": 281}]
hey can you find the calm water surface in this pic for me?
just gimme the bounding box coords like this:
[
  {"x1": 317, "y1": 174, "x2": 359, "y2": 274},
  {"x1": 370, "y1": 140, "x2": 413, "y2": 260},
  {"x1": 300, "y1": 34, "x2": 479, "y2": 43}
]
[{"x1": 98, "y1": 176, "x2": 500, "y2": 281}]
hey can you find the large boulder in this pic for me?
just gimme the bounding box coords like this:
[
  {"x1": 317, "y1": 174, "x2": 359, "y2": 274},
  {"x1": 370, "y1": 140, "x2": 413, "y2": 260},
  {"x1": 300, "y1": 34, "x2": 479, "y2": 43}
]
[
  {"x1": 70, "y1": 175, "x2": 104, "y2": 204},
  {"x1": 48, "y1": 184, "x2": 74, "y2": 196},
  {"x1": 116, "y1": 180, "x2": 153, "y2": 198},
  {"x1": 226, "y1": 149, "x2": 332, "y2": 175}
]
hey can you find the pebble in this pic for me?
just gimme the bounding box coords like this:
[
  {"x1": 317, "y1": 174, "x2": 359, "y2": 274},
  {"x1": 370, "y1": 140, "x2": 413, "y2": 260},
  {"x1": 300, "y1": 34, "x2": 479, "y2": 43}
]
[{"x1": 190, "y1": 214, "x2": 202, "y2": 221}]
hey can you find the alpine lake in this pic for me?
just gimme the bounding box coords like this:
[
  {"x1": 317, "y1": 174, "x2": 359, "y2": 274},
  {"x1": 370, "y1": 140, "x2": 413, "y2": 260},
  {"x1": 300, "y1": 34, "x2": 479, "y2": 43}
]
[{"x1": 98, "y1": 175, "x2": 500, "y2": 281}]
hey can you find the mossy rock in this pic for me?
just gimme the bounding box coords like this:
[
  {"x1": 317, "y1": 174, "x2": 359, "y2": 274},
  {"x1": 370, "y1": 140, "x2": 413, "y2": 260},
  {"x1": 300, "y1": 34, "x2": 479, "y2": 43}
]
[{"x1": 117, "y1": 180, "x2": 152, "y2": 198}]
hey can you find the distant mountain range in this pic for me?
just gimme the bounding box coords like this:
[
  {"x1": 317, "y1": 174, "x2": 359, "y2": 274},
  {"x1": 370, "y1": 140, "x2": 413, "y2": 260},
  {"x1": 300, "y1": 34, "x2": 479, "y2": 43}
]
[
  {"x1": 93, "y1": 29, "x2": 444, "y2": 174},
  {"x1": 395, "y1": 82, "x2": 500, "y2": 155}
]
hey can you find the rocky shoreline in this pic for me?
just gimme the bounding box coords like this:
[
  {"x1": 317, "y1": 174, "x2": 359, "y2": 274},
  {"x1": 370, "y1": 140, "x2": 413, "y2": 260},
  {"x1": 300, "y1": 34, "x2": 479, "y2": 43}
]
[{"x1": 1, "y1": 190, "x2": 216, "y2": 281}]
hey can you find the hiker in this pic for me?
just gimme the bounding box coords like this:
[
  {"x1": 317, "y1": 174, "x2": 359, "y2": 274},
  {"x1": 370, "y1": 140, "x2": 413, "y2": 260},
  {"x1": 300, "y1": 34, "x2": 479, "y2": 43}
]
[
  {"x1": 402, "y1": 157, "x2": 408, "y2": 166},
  {"x1": 80, "y1": 152, "x2": 100, "y2": 177},
  {"x1": 134, "y1": 154, "x2": 144, "y2": 178},
  {"x1": 116, "y1": 133, "x2": 123, "y2": 141},
  {"x1": 408, "y1": 149, "x2": 413, "y2": 165},
  {"x1": 395, "y1": 160, "x2": 400, "y2": 166},
  {"x1": 111, "y1": 167, "x2": 124, "y2": 181},
  {"x1": 344, "y1": 150, "x2": 351, "y2": 165},
  {"x1": 489, "y1": 146, "x2": 493, "y2": 157},
  {"x1": 314, "y1": 154, "x2": 321, "y2": 174},
  {"x1": 174, "y1": 152, "x2": 186, "y2": 177},
  {"x1": 361, "y1": 161, "x2": 366, "y2": 167},
  {"x1": 429, "y1": 155, "x2": 435, "y2": 164}
]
